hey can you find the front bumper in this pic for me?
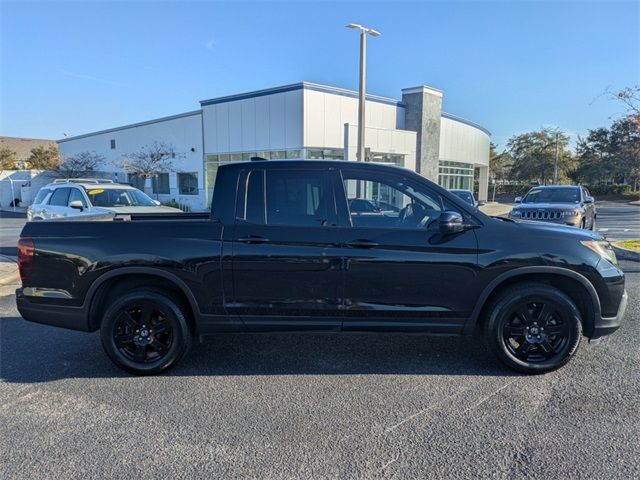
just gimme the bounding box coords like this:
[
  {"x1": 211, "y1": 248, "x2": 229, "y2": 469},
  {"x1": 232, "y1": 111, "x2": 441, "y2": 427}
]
[
  {"x1": 591, "y1": 289, "x2": 627, "y2": 340},
  {"x1": 16, "y1": 288, "x2": 92, "y2": 332},
  {"x1": 508, "y1": 214, "x2": 581, "y2": 227}
]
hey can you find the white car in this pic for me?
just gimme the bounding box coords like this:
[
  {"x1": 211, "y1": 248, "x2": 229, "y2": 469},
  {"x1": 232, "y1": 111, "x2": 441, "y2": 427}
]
[{"x1": 27, "y1": 179, "x2": 183, "y2": 221}]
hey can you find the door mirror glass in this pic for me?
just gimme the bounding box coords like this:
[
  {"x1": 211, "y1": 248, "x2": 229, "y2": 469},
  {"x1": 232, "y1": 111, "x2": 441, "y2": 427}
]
[
  {"x1": 153, "y1": 200, "x2": 161, "y2": 206},
  {"x1": 514, "y1": 196, "x2": 522, "y2": 203},
  {"x1": 439, "y1": 211, "x2": 465, "y2": 234},
  {"x1": 477, "y1": 200, "x2": 486, "y2": 207},
  {"x1": 69, "y1": 200, "x2": 84, "y2": 211},
  {"x1": 584, "y1": 195, "x2": 594, "y2": 204}
]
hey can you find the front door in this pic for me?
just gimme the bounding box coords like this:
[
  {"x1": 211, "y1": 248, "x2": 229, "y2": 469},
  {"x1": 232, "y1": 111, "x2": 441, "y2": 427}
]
[
  {"x1": 229, "y1": 166, "x2": 342, "y2": 331},
  {"x1": 337, "y1": 168, "x2": 479, "y2": 333}
]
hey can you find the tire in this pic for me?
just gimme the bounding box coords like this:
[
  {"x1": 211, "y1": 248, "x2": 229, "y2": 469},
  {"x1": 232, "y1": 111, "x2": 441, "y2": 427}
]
[
  {"x1": 484, "y1": 283, "x2": 582, "y2": 374},
  {"x1": 100, "y1": 289, "x2": 192, "y2": 375},
  {"x1": 590, "y1": 215, "x2": 596, "y2": 231}
]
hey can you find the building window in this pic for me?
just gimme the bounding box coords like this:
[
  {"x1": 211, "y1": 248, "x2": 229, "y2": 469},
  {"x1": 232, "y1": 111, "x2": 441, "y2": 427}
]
[
  {"x1": 438, "y1": 161, "x2": 474, "y2": 190},
  {"x1": 152, "y1": 173, "x2": 170, "y2": 195},
  {"x1": 306, "y1": 148, "x2": 344, "y2": 160},
  {"x1": 127, "y1": 173, "x2": 145, "y2": 191},
  {"x1": 110, "y1": 139, "x2": 116, "y2": 149},
  {"x1": 178, "y1": 172, "x2": 198, "y2": 195}
]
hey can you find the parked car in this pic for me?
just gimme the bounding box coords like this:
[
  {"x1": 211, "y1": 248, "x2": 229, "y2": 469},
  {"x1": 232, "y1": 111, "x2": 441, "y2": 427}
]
[
  {"x1": 449, "y1": 189, "x2": 485, "y2": 208},
  {"x1": 508, "y1": 185, "x2": 596, "y2": 229},
  {"x1": 16, "y1": 161, "x2": 626, "y2": 375},
  {"x1": 27, "y1": 179, "x2": 182, "y2": 221}
]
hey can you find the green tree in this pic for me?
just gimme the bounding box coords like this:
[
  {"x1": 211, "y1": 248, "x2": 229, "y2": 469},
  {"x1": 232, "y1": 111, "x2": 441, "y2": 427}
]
[
  {"x1": 506, "y1": 129, "x2": 571, "y2": 185},
  {"x1": 0, "y1": 148, "x2": 18, "y2": 169},
  {"x1": 27, "y1": 145, "x2": 59, "y2": 170},
  {"x1": 576, "y1": 115, "x2": 639, "y2": 189},
  {"x1": 489, "y1": 142, "x2": 513, "y2": 183}
]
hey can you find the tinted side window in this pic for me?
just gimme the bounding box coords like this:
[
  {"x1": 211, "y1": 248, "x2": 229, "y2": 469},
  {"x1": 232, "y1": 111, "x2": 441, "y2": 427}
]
[
  {"x1": 68, "y1": 188, "x2": 87, "y2": 207},
  {"x1": 48, "y1": 188, "x2": 70, "y2": 206},
  {"x1": 265, "y1": 170, "x2": 331, "y2": 226},
  {"x1": 34, "y1": 188, "x2": 51, "y2": 204}
]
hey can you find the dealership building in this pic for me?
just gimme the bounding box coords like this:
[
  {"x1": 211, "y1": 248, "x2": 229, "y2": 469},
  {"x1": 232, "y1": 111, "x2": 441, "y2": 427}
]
[{"x1": 58, "y1": 82, "x2": 490, "y2": 211}]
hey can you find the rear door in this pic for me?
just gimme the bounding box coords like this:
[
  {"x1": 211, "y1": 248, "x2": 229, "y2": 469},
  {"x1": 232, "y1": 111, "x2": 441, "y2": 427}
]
[
  {"x1": 336, "y1": 168, "x2": 479, "y2": 333},
  {"x1": 228, "y1": 165, "x2": 343, "y2": 331}
]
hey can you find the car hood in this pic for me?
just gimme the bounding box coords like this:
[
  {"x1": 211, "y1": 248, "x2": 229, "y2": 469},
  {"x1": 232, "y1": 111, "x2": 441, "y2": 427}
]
[
  {"x1": 512, "y1": 203, "x2": 583, "y2": 210},
  {"x1": 95, "y1": 206, "x2": 184, "y2": 214},
  {"x1": 509, "y1": 218, "x2": 603, "y2": 241}
]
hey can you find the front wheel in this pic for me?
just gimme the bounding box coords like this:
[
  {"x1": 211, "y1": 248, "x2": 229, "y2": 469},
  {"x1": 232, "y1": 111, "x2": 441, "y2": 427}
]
[
  {"x1": 100, "y1": 290, "x2": 192, "y2": 375},
  {"x1": 484, "y1": 283, "x2": 582, "y2": 374}
]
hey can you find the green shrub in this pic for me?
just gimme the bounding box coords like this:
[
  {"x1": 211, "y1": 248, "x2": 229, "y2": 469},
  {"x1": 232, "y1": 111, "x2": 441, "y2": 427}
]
[{"x1": 583, "y1": 184, "x2": 631, "y2": 195}]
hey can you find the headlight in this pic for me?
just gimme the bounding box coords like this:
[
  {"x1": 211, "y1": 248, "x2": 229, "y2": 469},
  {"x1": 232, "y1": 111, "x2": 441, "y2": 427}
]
[
  {"x1": 510, "y1": 210, "x2": 522, "y2": 217},
  {"x1": 581, "y1": 240, "x2": 617, "y2": 265},
  {"x1": 562, "y1": 210, "x2": 580, "y2": 217}
]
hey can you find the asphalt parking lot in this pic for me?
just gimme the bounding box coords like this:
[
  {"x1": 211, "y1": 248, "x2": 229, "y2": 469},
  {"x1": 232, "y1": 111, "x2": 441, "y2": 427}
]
[{"x1": 1, "y1": 203, "x2": 639, "y2": 478}]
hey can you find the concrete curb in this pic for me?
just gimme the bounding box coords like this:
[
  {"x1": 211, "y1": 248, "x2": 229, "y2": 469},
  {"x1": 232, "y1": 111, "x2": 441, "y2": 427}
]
[{"x1": 613, "y1": 244, "x2": 640, "y2": 263}]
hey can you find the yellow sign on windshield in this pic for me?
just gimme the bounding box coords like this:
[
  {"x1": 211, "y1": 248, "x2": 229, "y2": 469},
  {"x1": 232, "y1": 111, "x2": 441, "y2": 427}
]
[{"x1": 87, "y1": 189, "x2": 104, "y2": 195}]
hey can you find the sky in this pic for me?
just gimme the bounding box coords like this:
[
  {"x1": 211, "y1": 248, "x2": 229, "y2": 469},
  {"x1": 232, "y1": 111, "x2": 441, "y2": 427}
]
[{"x1": 1, "y1": 0, "x2": 638, "y2": 149}]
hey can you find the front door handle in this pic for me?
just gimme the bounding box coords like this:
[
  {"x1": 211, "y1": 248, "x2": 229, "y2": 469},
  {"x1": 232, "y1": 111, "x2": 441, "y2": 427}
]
[
  {"x1": 345, "y1": 239, "x2": 379, "y2": 249},
  {"x1": 237, "y1": 235, "x2": 269, "y2": 244}
]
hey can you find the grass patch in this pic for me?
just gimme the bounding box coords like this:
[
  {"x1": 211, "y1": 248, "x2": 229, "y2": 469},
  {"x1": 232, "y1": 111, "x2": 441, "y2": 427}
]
[{"x1": 617, "y1": 240, "x2": 640, "y2": 252}]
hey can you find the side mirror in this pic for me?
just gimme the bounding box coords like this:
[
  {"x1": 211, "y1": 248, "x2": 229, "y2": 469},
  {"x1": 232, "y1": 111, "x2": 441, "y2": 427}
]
[
  {"x1": 439, "y1": 211, "x2": 465, "y2": 234},
  {"x1": 69, "y1": 200, "x2": 84, "y2": 211},
  {"x1": 514, "y1": 196, "x2": 522, "y2": 203},
  {"x1": 584, "y1": 196, "x2": 594, "y2": 204},
  {"x1": 477, "y1": 200, "x2": 486, "y2": 207},
  {"x1": 153, "y1": 200, "x2": 161, "y2": 206}
]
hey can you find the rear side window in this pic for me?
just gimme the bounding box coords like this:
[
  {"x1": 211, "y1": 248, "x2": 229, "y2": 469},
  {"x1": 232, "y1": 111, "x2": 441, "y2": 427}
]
[
  {"x1": 238, "y1": 169, "x2": 334, "y2": 227},
  {"x1": 48, "y1": 188, "x2": 70, "y2": 206},
  {"x1": 33, "y1": 188, "x2": 52, "y2": 204},
  {"x1": 265, "y1": 170, "x2": 331, "y2": 226}
]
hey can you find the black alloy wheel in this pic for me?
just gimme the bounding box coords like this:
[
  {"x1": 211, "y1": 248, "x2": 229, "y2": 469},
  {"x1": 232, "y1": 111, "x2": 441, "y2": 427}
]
[
  {"x1": 101, "y1": 290, "x2": 192, "y2": 375},
  {"x1": 485, "y1": 283, "x2": 582, "y2": 373}
]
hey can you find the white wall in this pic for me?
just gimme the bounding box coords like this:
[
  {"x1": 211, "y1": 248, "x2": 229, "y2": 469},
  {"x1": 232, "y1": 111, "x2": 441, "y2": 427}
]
[
  {"x1": 439, "y1": 116, "x2": 490, "y2": 167},
  {"x1": 304, "y1": 89, "x2": 404, "y2": 149},
  {"x1": 201, "y1": 89, "x2": 303, "y2": 153},
  {"x1": 344, "y1": 124, "x2": 417, "y2": 171},
  {"x1": 57, "y1": 112, "x2": 205, "y2": 210}
]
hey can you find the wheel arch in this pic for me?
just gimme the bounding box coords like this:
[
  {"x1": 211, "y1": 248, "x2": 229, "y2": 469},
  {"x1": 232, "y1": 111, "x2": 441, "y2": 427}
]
[
  {"x1": 85, "y1": 267, "x2": 201, "y2": 332},
  {"x1": 467, "y1": 267, "x2": 601, "y2": 337}
]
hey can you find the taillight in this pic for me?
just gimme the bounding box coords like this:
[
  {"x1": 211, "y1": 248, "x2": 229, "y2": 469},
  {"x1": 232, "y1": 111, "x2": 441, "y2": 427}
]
[{"x1": 17, "y1": 237, "x2": 35, "y2": 283}]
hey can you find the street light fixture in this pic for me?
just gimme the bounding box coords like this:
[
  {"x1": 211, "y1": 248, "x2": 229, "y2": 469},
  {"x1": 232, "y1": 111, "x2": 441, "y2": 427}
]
[{"x1": 346, "y1": 23, "x2": 380, "y2": 162}]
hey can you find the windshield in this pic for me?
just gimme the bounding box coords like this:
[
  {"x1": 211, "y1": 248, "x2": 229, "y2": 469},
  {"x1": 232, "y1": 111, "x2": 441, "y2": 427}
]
[
  {"x1": 451, "y1": 191, "x2": 474, "y2": 205},
  {"x1": 523, "y1": 187, "x2": 580, "y2": 204},
  {"x1": 84, "y1": 187, "x2": 157, "y2": 207}
]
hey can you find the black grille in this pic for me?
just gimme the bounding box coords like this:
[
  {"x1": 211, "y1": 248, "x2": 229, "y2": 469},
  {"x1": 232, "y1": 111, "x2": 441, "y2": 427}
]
[{"x1": 522, "y1": 210, "x2": 562, "y2": 220}]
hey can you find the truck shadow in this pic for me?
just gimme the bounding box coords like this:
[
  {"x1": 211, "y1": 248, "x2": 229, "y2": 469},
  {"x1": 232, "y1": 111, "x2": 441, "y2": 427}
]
[{"x1": 0, "y1": 315, "x2": 514, "y2": 383}]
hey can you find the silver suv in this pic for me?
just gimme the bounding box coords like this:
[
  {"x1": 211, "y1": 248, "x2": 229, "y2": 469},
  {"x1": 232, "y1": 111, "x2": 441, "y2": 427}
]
[
  {"x1": 27, "y1": 179, "x2": 182, "y2": 221},
  {"x1": 508, "y1": 185, "x2": 597, "y2": 230}
]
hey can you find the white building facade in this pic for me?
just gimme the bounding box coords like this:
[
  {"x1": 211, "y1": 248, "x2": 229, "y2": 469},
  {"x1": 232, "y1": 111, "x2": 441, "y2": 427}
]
[{"x1": 58, "y1": 82, "x2": 490, "y2": 211}]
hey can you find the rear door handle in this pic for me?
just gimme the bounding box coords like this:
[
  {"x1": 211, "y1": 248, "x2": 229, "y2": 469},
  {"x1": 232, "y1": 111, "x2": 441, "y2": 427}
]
[
  {"x1": 345, "y1": 239, "x2": 379, "y2": 249},
  {"x1": 237, "y1": 235, "x2": 269, "y2": 244}
]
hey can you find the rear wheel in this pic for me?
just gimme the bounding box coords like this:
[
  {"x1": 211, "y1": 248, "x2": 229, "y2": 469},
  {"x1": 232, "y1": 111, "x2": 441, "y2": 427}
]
[
  {"x1": 484, "y1": 283, "x2": 582, "y2": 374},
  {"x1": 100, "y1": 290, "x2": 192, "y2": 375}
]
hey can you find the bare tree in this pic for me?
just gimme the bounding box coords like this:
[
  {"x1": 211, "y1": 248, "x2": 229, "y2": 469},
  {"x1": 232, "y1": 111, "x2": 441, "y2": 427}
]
[
  {"x1": 117, "y1": 142, "x2": 179, "y2": 185},
  {"x1": 57, "y1": 151, "x2": 105, "y2": 178}
]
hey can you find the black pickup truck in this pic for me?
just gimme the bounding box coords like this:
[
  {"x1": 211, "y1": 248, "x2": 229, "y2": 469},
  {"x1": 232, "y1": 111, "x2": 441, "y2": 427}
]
[{"x1": 16, "y1": 160, "x2": 627, "y2": 375}]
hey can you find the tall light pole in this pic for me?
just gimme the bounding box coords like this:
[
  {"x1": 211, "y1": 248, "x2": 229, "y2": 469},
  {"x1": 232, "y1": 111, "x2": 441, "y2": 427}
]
[
  {"x1": 346, "y1": 23, "x2": 380, "y2": 162},
  {"x1": 554, "y1": 131, "x2": 559, "y2": 185}
]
